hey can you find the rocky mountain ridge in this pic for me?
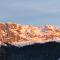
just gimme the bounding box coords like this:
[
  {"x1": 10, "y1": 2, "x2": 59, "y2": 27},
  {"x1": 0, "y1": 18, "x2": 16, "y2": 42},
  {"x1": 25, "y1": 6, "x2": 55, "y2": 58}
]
[{"x1": 0, "y1": 23, "x2": 60, "y2": 47}]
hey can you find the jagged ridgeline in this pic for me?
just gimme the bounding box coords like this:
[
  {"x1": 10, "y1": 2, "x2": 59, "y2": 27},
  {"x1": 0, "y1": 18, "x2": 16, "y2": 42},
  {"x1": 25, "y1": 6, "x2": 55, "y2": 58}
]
[{"x1": 0, "y1": 23, "x2": 60, "y2": 47}]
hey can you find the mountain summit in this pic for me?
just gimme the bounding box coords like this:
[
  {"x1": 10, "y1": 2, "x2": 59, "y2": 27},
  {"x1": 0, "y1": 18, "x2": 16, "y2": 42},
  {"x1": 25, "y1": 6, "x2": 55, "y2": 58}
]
[{"x1": 0, "y1": 23, "x2": 60, "y2": 47}]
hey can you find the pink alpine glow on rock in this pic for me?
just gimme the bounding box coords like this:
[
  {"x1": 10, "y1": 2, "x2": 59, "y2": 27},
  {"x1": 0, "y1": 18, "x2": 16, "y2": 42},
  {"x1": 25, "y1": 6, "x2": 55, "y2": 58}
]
[{"x1": 0, "y1": 23, "x2": 60, "y2": 47}]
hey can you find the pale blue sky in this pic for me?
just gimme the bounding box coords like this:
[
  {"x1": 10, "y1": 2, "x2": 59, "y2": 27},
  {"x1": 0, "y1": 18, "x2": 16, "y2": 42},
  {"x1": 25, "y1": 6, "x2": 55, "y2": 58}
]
[{"x1": 0, "y1": 0, "x2": 60, "y2": 26}]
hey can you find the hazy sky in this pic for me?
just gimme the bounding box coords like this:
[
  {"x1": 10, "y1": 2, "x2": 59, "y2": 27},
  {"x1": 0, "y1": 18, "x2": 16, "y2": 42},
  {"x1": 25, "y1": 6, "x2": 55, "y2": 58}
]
[{"x1": 0, "y1": 0, "x2": 60, "y2": 26}]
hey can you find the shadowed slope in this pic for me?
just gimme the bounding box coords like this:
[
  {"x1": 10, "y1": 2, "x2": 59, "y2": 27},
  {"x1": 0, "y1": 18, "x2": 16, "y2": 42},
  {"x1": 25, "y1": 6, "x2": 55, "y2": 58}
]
[{"x1": 0, "y1": 42, "x2": 60, "y2": 60}]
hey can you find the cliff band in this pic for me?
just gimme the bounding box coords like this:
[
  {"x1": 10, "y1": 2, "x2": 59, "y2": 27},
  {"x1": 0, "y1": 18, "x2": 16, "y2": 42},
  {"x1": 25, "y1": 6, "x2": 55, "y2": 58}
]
[{"x1": 0, "y1": 23, "x2": 60, "y2": 47}]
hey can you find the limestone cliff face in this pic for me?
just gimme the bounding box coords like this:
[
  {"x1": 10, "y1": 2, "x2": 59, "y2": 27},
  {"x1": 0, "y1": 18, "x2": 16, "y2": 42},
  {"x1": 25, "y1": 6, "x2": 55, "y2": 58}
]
[{"x1": 0, "y1": 23, "x2": 60, "y2": 47}]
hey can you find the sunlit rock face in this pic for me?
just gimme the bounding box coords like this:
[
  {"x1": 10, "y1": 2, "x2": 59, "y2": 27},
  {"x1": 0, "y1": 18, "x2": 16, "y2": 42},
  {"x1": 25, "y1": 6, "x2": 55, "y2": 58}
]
[{"x1": 0, "y1": 23, "x2": 60, "y2": 47}]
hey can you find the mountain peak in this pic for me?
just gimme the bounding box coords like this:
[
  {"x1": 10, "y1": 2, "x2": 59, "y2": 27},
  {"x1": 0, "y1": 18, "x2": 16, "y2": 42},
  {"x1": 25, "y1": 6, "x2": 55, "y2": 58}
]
[{"x1": 0, "y1": 23, "x2": 60, "y2": 47}]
